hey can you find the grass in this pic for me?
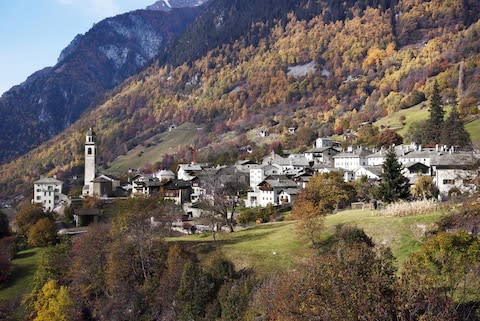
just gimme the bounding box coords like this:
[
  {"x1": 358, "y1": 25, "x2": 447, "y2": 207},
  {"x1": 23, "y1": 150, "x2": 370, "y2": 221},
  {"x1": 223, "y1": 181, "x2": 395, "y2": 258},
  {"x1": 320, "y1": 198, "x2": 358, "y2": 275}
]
[
  {"x1": 171, "y1": 208, "x2": 446, "y2": 273},
  {"x1": 374, "y1": 103, "x2": 480, "y2": 144},
  {"x1": 0, "y1": 248, "x2": 43, "y2": 302},
  {"x1": 106, "y1": 122, "x2": 199, "y2": 174},
  {"x1": 173, "y1": 221, "x2": 307, "y2": 274},
  {"x1": 465, "y1": 118, "x2": 480, "y2": 144},
  {"x1": 323, "y1": 209, "x2": 445, "y2": 266},
  {"x1": 374, "y1": 103, "x2": 430, "y2": 136}
]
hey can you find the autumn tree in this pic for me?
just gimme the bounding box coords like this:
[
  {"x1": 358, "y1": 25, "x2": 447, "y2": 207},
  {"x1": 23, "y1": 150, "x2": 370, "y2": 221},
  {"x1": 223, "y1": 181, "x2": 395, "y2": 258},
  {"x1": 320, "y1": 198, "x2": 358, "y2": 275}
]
[
  {"x1": 253, "y1": 226, "x2": 397, "y2": 321},
  {"x1": 412, "y1": 175, "x2": 439, "y2": 200},
  {"x1": 293, "y1": 172, "x2": 356, "y2": 246},
  {"x1": 377, "y1": 147, "x2": 410, "y2": 203},
  {"x1": 33, "y1": 280, "x2": 73, "y2": 321},
  {"x1": 175, "y1": 260, "x2": 216, "y2": 321},
  {"x1": 27, "y1": 218, "x2": 57, "y2": 247},
  {"x1": 398, "y1": 231, "x2": 480, "y2": 320},
  {"x1": 69, "y1": 224, "x2": 111, "y2": 320},
  {"x1": 198, "y1": 177, "x2": 247, "y2": 233},
  {"x1": 377, "y1": 129, "x2": 403, "y2": 147},
  {"x1": 14, "y1": 204, "x2": 49, "y2": 235}
]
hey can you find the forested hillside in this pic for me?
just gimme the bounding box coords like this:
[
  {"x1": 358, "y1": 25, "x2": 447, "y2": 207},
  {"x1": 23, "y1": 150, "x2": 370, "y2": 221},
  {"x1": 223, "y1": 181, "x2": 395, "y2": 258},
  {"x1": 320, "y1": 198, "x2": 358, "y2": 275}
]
[{"x1": 1, "y1": 0, "x2": 480, "y2": 201}]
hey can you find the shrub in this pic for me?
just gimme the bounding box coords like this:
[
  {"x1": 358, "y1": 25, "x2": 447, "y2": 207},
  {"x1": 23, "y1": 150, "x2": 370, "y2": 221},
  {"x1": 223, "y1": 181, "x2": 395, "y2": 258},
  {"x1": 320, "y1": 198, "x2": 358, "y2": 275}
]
[{"x1": 236, "y1": 209, "x2": 258, "y2": 224}]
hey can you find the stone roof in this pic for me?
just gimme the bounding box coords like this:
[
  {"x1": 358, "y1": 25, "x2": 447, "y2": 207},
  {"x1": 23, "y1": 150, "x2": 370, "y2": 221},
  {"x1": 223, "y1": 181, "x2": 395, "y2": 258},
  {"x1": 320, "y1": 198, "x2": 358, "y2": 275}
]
[
  {"x1": 262, "y1": 179, "x2": 298, "y2": 189},
  {"x1": 354, "y1": 166, "x2": 382, "y2": 177},
  {"x1": 333, "y1": 149, "x2": 372, "y2": 158},
  {"x1": 431, "y1": 153, "x2": 479, "y2": 168},
  {"x1": 34, "y1": 177, "x2": 63, "y2": 184}
]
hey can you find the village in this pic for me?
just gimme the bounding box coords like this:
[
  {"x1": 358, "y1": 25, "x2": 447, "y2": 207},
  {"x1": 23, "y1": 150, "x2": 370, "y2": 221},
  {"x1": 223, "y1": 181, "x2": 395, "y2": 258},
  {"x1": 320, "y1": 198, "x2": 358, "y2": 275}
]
[{"x1": 30, "y1": 127, "x2": 479, "y2": 233}]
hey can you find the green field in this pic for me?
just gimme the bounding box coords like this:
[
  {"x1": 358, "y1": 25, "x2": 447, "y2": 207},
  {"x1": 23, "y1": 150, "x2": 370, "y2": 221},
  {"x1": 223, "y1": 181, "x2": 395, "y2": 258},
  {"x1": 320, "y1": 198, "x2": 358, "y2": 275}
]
[
  {"x1": 0, "y1": 248, "x2": 43, "y2": 303},
  {"x1": 465, "y1": 118, "x2": 480, "y2": 144},
  {"x1": 374, "y1": 103, "x2": 430, "y2": 136},
  {"x1": 172, "y1": 208, "x2": 446, "y2": 273},
  {"x1": 374, "y1": 104, "x2": 480, "y2": 144},
  {"x1": 106, "y1": 122, "x2": 199, "y2": 174}
]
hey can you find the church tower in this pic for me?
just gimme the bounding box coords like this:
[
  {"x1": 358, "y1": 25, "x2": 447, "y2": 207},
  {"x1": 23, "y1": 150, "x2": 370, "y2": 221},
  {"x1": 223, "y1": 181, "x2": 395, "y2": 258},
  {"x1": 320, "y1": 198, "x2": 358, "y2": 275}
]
[{"x1": 83, "y1": 128, "x2": 97, "y2": 196}]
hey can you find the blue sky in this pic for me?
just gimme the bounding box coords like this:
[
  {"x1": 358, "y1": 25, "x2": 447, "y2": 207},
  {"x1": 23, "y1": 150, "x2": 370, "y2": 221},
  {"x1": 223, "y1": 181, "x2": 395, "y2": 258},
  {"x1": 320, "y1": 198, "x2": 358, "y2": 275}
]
[{"x1": 0, "y1": 0, "x2": 156, "y2": 95}]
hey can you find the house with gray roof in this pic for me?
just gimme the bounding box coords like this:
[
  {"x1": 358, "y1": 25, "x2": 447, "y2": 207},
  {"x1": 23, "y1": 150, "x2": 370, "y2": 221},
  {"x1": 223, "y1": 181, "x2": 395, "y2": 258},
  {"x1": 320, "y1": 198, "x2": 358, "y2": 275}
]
[
  {"x1": 333, "y1": 147, "x2": 372, "y2": 171},
  {"x1": 33, "y1": 177, "x2": 68, "y2": 212},
  {"x1": 431, "y1": 152, "x2": 479, "y2": 199}
]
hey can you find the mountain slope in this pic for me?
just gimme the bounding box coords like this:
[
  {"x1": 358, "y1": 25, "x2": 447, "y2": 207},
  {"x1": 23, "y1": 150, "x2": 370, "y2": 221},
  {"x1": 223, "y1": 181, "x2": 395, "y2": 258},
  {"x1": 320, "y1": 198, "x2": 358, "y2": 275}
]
[
  {"x1": 0, "y1": 0, "x2": 480, "y2": 203},
  {"x1": 0, "y1": 6, "x2": 203, "y2": 164}
]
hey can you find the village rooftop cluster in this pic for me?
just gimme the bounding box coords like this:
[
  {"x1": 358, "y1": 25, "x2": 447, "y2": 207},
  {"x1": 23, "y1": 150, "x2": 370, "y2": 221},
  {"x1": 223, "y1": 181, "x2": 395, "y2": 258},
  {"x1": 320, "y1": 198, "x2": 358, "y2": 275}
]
[{"x1": 32, "y1": 128, "x2": 479, "y2": 228}]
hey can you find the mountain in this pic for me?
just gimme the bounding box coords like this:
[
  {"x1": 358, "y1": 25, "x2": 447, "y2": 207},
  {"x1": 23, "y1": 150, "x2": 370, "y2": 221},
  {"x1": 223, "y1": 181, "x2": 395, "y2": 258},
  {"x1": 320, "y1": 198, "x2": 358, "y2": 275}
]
[
  {"x1": 0, "y1": 6, "x2": 204, "y2": 164},
  {"x1": 0, "y1": 0, "x2": 480, "y2": 202},
  {"x1": 147, "y1": 0, "x2": 211, "y2": 11}
]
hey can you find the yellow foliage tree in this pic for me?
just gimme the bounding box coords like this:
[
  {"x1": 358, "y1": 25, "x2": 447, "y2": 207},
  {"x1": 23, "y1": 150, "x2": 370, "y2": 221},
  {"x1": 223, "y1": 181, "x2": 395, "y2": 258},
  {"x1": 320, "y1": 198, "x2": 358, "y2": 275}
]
[{"x1": 33, "y1": 280, "x2": 73, "y2": 321}]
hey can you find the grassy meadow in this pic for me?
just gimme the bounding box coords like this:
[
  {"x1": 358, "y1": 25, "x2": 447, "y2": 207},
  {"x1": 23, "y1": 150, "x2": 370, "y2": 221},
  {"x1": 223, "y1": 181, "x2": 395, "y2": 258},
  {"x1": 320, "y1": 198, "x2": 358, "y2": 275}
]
[
  {"x1": 0, "y1": 248, "x2": 43, "y2": 302},
  {"x1": 106, "y1": 122, "x2": 199, "y2": 174},
  {"x1": 171, "y1": 208, "x2": 446, "y2": 274}
]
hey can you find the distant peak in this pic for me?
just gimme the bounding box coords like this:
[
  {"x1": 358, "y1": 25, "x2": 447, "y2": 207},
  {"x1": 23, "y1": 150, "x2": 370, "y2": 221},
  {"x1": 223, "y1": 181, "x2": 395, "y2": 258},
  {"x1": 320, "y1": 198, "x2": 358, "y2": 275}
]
[{"x1": 146, "y1": 0, "x2": 209, "y2": 11}]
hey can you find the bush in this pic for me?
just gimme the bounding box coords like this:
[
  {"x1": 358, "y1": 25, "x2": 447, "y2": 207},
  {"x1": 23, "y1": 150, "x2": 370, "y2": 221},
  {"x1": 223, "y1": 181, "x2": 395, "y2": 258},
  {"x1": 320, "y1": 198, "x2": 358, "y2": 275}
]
[{"x1": 236, "y1": 209, "x2": 258, "y2": 224}]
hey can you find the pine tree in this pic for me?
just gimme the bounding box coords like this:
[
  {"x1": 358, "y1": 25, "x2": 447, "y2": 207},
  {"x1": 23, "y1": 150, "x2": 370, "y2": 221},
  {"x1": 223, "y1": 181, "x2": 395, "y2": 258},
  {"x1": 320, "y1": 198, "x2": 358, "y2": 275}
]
[
  {"x1": 426, "y1": 81, "x2": 444, "y2": 144},
  {"x1": 441, "y1": 104, "x2": 471, "y2": 148},
  {"x1": 378, "y1": 147, "x2": 410, "y2": 203}
]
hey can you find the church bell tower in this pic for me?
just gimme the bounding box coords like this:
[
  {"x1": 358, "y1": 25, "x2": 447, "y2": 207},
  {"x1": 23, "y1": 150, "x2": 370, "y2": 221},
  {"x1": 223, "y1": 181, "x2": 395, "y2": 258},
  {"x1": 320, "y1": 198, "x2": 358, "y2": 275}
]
[{"x1": 83, "y1": 128, "x2": 97, "y2": 196}]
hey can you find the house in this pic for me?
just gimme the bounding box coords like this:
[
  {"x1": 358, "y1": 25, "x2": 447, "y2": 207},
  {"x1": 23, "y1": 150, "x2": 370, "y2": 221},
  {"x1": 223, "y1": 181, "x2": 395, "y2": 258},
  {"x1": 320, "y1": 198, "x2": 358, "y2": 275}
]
[
  {"x1": 177, "y1": 163, "x2": 209, "y2": 181},
  {"x1": 262, "y1": 152, "x2": 311, "y2": 174},
  {"x1": 402, "y1": 162, "x2": 431, "y2": 183},
  {"x1": 333, "y1": 147, "x2": 372, "y2": 171},
  {"x1": 431, "y1": 153, "x2": 478, "y2": 199},
  {"x1": 259, "y1": 129, "x2": 269, "y2": 138},
  {"x1": 304, "y1": 146, "x2": 340, "y2": 165},
  {"x1": 33, "y1": 177, "x2": 66, "y2": 212},
  {"x1": 246, "y1": 178, "x2": 298, "y2": 208},
  {"x1": 353, "y1": 166, "x2": 382, "y2": 181},
  {"x1": 278, "y1": 188, "x2": 300, "y2": 205},
  {"x1": 288, "y1": 127, "x2": 297, "y2": 134},
  {"x1": 131, "y1": 174, "x2": 160, "y2": 196},
  {"x1": 160, "y1": 179, "x2": 192, "y2": 205},
  {"x1": 155, "y1": 169, "x2": 176, "y2": 181}
]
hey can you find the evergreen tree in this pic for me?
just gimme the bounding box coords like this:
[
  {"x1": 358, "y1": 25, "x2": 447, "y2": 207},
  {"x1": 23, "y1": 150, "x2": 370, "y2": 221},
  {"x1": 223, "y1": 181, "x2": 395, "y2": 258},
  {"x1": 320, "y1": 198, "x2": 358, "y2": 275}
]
[
  {"x1": 426, "y1": 81, "x2": 445, "y2": 144},
  {"x1": 441, "y1": 104, "x2": 471, "y2": 148},
  {"x1": 378, "y1": 147, "x2": 410, "y2": 203}
]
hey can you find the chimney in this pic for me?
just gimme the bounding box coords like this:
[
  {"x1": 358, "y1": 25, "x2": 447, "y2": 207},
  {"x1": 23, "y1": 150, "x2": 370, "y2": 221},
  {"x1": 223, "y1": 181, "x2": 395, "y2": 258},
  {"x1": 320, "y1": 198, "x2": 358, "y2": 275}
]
[
  {"x1": 418, "y1": 145, "x2": 422, "y2": 151},
  {"x1": 435, "y1": 144, "x2": 439, "y2": 152}
]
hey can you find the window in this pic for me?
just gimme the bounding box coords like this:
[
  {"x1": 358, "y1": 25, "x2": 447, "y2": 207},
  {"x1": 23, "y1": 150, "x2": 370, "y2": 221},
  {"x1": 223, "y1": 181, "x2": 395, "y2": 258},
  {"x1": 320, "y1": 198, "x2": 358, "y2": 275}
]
[
  {"x1": 88, "y1": 147, "x2": 92, "y2": 155},
  {"x1": 443, "y1": 179, "x2": 455, "y2": 185},
  {"x1": 36, "y1": 196, "x2": 41, "y2": 200}
]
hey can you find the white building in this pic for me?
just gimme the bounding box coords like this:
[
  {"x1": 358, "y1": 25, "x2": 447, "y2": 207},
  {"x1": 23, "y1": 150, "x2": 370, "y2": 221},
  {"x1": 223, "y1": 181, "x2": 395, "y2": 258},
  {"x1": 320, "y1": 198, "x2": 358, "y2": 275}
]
[
  {"x1": 33, "y1": 177, "x2": 64, "y2": 211},
  {"x1": 333, "y1": 148, "x2": 371, "y2": 171},
  {"x1": 246, "y1": 178, "x2": 298, "y2": 208},
  {"x1": 431, "y1": 153, "x2": 478, "y2": 199},
  {"x1": 82, "y1": 128, "x2": 97, "y2": 196}
]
